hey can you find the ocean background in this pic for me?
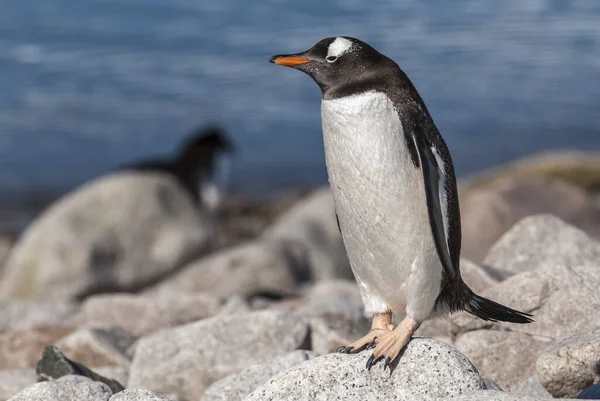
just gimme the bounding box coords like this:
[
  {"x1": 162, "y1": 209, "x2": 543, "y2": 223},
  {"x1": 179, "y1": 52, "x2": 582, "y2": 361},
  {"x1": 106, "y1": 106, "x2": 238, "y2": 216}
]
[{"x1": 1, "y1": 0, "x2": 599, "y2": 207}]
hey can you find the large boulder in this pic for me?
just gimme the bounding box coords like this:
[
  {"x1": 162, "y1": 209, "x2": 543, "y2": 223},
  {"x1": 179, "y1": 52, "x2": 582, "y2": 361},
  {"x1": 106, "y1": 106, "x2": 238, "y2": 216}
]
[
  {"x1": 201, "y1": 350, "x2": 316, "y2": 401},
  {"x1": 0, "y1": 172, "x2": 215, "y2": 300},
  {"x1": 79, "y1": 292, "x2": 220, "y2": 336},
  {"x1": 0, "y1": 369, "x2": 37, "y2": 401},
  {"x1": 536, "y1": 328, "x2": 600, "y2": 398},
  {"x1": 0, "y1": 326, "x2": 74, "y2": 370},
  {"x1": 460, "y1": 178, "x2": 598, "y2": 262},
  {"x1": 149, "y1": 239, "x2": 307, "y2": 298},
  {"x1": 0, "y1": 300, "x2": 77, "y2": 332},
  {"x1": 109, "y1": 388, "x2": 175, "y2": 401},
  {"x1": 454, "y1": 330, "x2": 548, "y2": 390},
  {"x1": 128, "y1": 310, "x2": 310, "y2": 400},
  {"x1": 263, "y1": 187, "x2": 351, "y2": 281},
  {"x1": 7, "y1": 375, "x2": 112, "y2": 401},
  {"x1": 245, "y1": 338, "x2": 485, "y2": 401},
  {"x1": 483, "y1": 214, "x2": 600, "y2": 279},
  {"x1": 55, "y1": 326, "x2": 137, "y2": 368}
]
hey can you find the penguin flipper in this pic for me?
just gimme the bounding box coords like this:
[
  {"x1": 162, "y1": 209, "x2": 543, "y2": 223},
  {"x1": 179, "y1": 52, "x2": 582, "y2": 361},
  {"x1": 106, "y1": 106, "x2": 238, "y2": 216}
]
[{"x1": 411, "y1": 133, "x2": 456, "y2": 279}]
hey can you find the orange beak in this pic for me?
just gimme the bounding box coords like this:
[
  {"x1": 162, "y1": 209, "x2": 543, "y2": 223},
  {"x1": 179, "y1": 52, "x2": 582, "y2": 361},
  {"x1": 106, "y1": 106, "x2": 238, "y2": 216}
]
[{"x1": 269, "y1": 55, "x2": 311, "y2": 66}]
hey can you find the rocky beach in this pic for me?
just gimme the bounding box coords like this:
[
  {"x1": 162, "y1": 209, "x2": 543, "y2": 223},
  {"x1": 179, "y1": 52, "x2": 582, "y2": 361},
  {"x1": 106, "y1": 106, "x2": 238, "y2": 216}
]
[{"x1": 0, "y1": 151, "x2": 600, "y2": 401}]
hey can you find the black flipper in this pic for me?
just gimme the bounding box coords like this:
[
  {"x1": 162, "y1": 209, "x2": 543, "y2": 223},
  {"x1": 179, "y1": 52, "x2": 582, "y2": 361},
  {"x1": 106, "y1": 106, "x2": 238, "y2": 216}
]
[{"x1": 412, "y1": 134, "x2": 456, "y2": 279}]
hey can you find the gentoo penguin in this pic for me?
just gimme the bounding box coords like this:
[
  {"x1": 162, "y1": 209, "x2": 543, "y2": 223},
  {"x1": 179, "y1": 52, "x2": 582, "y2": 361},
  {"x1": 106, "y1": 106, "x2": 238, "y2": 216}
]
[
  {"x1": 122, "y1": 126, "x2": 234, "y2": 211},
  {"x1": 270, "y1": 37, "x2": 533, "y2": 369}
]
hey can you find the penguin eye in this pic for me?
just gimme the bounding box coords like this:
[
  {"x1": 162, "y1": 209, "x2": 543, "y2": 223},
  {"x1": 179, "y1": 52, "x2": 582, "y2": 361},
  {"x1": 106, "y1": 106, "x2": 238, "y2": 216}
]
[{"x1": 326, "y1": 56, "x2": 338, "y2": 63}]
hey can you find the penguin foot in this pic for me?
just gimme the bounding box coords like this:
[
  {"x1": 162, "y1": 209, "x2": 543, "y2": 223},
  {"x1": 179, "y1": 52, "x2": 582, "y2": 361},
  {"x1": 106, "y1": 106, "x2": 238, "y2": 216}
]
[
  {"x1": 336, "y1": 327, "x2": 392, "y2": 354},
  {"x1": 366, "y1": 316, "x2": 421, "y2": 371},
  {"x1": 336, "y1": 311, "x2": 393, "y2": 354}
]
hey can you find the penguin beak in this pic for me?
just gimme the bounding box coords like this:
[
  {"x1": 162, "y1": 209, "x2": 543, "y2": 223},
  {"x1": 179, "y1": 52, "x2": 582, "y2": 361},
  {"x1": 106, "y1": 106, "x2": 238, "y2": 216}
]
[{"x1": 269, "y1": 54, "x2": 311, "y2": 67}]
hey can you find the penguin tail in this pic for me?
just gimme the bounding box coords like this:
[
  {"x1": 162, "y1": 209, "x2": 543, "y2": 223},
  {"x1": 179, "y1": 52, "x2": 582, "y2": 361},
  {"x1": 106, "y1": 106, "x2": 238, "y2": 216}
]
[{"x1": 465, "y1": 293, "x2": 534, "y2": 324}]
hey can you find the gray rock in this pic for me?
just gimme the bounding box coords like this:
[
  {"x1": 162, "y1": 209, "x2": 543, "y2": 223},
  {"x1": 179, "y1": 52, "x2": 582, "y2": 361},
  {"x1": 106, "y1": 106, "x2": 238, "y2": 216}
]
[
  {"x1": 450, "y1": 264, "x2": 600, "y2": 341},
  {"x1": 484, "y1": 214, "x2": 600, "y2": 279},
  {"x1": 297, "y1": 280, "x2": 364, "y2": 322},
  {"x1": 460, "y1": 259, "x2": 501, "y2": 294},
  {"x1": 56, "y1": 326, "x2": 137, "y2": 368},
  {"x1": 536, "y1": 328, "x2": 600, "y2": 398},
  {"x1": 0, "y1": 326, "x2": 74, "y2": 370},
  {"x1": 109, "y1": 388, "x2": 175, "y2": 401},
  {"x1": 149, "y1": 239, "x2": 304, "y2": 298},
  {"x1": 0, "y1": 236, "x2": 12, "y2": 270},
  {"x1": 263, "y1": 187, "x2": 352, "y2": 281},
  {"x1": 217, "y1": 296, "x2": 252, "y2": 316},
  {"x1": 201, "y1": 350, "x2": 316, "y2": 401},
  {"x1": 0, "y1": 369, "x2": 37, "y2": 401},
  {"x1": 0, "y1": 300, "x2": 77, "y2": 332},
  {"x1": 483, "y1": 378, "x2": 503, "y2": 391},
  {"x1": 80, "y1": 292, "x2": 220, "y2": 336},
  {"x1": 128, "y1": 310, "x2": 310, "y2": 400},
  {"x1": 245, "y1": 338, "x2": 485, "y2": 401},
  {"x1": 441, "y1": 389, "x2": 567, "y2": 400},
  {"x1": 297, "y1": 280, "x2": 370, "y2": 354},
  {"x1": 511, "y1": 376, "x2": 553, "y2": 399},
  {"x1": 93, "y1": 366, "x2": 129, "y2": 389},
  {"x1": 36, "y1": 345, "x2": 125, "y2": 394},
  {"x1": 0, "y1": 172, "x2": 214, "y2": 300},
  {"x1": 7, "y1": 375, "x2": 112, "y2": 401},
  {"x1": 460, "y1": 178, "x2": 596, "y2": 263},
  {"x1": 454, "y1": 330, "x2": 548, "y2": 390}
]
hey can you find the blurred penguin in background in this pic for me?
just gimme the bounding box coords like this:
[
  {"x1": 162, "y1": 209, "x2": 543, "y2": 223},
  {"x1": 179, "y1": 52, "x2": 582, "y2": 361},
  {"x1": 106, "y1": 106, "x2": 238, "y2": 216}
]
[{"x1": 123, "y1": 125, "x2": 235, "y2": 212}]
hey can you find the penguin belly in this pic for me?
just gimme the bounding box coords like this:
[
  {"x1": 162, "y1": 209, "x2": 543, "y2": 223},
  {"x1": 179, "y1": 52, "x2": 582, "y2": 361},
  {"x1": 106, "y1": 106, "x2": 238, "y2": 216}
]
[{"x1": 321, "y1": 91, "x2": 442, "y2": 320}]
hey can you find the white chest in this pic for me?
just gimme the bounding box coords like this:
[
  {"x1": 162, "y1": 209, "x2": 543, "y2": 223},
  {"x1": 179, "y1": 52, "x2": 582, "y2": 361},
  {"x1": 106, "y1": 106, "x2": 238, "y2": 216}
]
[{"x1": 320, "y1": 91, "x2": 438, "y2": 308}]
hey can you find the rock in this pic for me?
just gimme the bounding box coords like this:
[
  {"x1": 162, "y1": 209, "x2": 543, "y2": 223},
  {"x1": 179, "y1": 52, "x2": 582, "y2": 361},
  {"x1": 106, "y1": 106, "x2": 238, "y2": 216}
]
[
  {"x1": 80, "y1": 292, "x2": 220, "y2": 336},
  {"x1": 442, "y1": 389, "x2": 565, "y2": 400},
  {"x1": 201, "y1": 350, "x2": 316, "y2": 401},
  {"x1": 0, "y1": 236, "x2": 12, "y2": 269},
  {"x1": 36, "y1": 345, "x2": 125, "y2": 394},
  {"x1": 0, "y1": 300, "x2": 77, "y2": 332},
  {"x1": 460, "y1": 188, "x2": 515, "y2": 263},
  {"x1": 459, "y1": 259, "x2": 501, "y2": 294},
  {"x1": 129, "y1": 310, "x2": 310, "y2": 400},
  {"x1": 263, "y1": 187, "x2": 352, "y2": 281},
  {"x1": 460, "y1": 177, "x2": 598, "y2": 262},
  {"x1": 0, "y1": 326, "x2": 74, "y2": 370},
  {"x1": 56, "y1": 326, "x2": 137, "y2": 368},
  {"x1": 7, "y1": 375, "x2": 112, "y2": 401},
  {"x1": 297, "y1": 280, "x2": 370, "y2": 354},
  {"x1": 578, "y1": 384, "x2": 600, "y2": 399},
  {"x1": 0, "y1": 172, "x2": 215, "y2": 300},
  {"x1": 245, "y1": 339, "x2": 484, "y2": 401},
  {"x1": 217, "y1": 296, "x2": 252, "y2": 316},
  {"x1": 450, "y1": 264, "x2": 600, "y2": 340},
  {"x1": 109, "y1": 388, "x2": 175, "y2": 401},
  {"x1": 484, "y1": 215, "x2": 600, "y2": 279},
  {"x1": 454, "y1": 330, "x2": 548, "y2": 390},
  {"x1": 149, "y1": 239, "x2": 306, "y2": 298},
  {"x1": 297, "y1": 280, "x2": 364, "y2": 322},
  {"x1": 536, "y1": 328, "x2": 600, "y2": 398},
  {"x1": 511, "y1": 376, "x2": 553, "y2": 399},
  {"x1": 93, "y1": 366, "x2": 129, "y2": 389},
  {"x1": 483, "y1": 378, "x2": 503, "y2": 391},
  {"x1": 0, "y1": 369, "x2": 37, "y2": 401}
]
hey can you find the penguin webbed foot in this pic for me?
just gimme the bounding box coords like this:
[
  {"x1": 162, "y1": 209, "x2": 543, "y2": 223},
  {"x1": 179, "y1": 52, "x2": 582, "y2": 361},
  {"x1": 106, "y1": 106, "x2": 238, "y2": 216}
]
[
  {"x1": 366, "y1": 316, "x2": 420, "y2": 372},
  {"x1": 336, "y1": 328, "x2": 390, "y2": 354}
]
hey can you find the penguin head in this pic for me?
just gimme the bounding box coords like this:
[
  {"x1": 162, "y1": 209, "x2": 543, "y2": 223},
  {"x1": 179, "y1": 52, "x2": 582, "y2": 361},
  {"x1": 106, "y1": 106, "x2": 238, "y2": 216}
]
[{"x1": 270, "y1": 37, "x2": 392, "y2": 97}]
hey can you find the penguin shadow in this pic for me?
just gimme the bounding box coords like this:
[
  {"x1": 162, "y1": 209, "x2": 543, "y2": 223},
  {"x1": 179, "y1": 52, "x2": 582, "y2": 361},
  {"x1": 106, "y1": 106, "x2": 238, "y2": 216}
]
[{"x1": 119, "y1": 125, "x2": 235, "y2": 208}]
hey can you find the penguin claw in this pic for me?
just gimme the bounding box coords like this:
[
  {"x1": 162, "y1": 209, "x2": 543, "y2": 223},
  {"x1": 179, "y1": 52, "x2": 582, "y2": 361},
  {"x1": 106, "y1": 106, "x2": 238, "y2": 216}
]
[
  {"x1": 366, "y1": 354, "x2": 376, "y2": 371},
  {"x1": 384, "y1": 356, "x2": 391, "y2": 370}
]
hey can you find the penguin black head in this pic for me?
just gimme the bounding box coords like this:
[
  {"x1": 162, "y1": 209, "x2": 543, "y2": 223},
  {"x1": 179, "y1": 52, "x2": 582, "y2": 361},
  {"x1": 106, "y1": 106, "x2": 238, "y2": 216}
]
[{"x1": 270, "y1": 37, "x2": 397, "y2": 99}]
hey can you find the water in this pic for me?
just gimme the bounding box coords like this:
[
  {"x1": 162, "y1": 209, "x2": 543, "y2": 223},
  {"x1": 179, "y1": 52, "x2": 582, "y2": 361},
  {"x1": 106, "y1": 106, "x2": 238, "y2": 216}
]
[{"x1": 1, "y1": 0, "x2": 600, "y2": 204}]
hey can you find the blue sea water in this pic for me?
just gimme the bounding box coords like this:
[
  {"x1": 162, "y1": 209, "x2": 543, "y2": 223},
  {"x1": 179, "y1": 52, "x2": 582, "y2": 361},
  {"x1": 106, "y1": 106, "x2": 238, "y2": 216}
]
[{"x1": 0, "y1": 0, "x2": 599, "y2": 203}]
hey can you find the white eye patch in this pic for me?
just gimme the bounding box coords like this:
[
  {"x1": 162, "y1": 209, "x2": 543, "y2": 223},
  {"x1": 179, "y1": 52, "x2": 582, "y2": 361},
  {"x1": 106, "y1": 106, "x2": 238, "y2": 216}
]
[{"x1": 326, "y1": 37, "x2": 353, "y2": 61}]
